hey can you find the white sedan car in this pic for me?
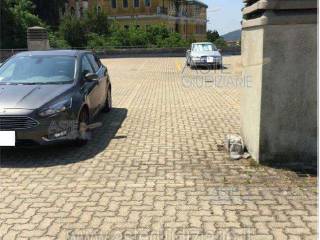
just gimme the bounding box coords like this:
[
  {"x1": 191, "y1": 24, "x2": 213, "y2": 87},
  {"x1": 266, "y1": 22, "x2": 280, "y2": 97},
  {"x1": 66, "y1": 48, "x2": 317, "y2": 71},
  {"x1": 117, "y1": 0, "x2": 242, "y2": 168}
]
[{"x1": 186, "y1": 42, "x2": 223, "y2": 69}]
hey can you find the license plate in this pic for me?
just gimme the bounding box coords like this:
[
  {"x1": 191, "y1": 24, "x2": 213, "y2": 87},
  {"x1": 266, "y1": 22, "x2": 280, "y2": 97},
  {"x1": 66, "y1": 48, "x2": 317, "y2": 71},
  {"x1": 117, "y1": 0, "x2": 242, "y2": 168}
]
[
  {"x1": 207, "y1": 57, "x2": 214, "y2": 63},
  {"x1": 0, "y1": 131, "x2": 15, "y2": 146}
]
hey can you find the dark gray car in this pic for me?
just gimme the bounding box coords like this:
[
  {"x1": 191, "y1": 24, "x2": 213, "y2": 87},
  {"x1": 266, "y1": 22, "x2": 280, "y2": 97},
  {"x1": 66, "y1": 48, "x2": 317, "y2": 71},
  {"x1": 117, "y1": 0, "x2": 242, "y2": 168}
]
[{"x1": 0, "y1": 50, "x2": 112, "y2": 146}]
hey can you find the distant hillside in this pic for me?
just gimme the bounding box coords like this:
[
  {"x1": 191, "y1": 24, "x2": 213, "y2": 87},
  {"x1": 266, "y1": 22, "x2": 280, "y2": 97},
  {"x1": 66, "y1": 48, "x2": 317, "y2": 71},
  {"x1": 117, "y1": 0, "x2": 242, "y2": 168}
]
[{"x1": 222, "y1": 30, "x2": 241, "y2": 41}]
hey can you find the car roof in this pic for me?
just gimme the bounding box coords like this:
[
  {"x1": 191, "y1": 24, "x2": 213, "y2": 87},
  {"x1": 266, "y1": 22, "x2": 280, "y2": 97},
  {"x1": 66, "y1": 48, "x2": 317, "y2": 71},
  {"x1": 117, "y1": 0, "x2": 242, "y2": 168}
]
[
  {"x1": 192, "y1": 42, "x2": 214, "y2": 45},
  {"x1": 15, "y1": 50, "x2": 91, "y2": 57}
]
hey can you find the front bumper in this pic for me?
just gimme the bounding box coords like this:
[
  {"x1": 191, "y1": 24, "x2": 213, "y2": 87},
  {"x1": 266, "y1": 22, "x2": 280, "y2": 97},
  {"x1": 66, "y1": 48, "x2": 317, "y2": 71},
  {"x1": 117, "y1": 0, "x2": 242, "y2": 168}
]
[
  {"x1": 0, "y1": 110, "x2": 79, "y2": 146},
  {"x1": 190, "y1": 57, "x2": 222, "y2": 67}
]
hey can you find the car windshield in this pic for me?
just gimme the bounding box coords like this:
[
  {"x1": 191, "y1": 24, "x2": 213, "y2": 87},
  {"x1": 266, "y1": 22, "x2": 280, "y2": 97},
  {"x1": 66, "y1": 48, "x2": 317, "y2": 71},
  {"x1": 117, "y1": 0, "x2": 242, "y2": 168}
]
[
  {"x1": 0, "y1": 55, "x2": 76, "y2": 85},
  {"x1": 193, "y1": 44, "x2": 217, "y2": 52}
]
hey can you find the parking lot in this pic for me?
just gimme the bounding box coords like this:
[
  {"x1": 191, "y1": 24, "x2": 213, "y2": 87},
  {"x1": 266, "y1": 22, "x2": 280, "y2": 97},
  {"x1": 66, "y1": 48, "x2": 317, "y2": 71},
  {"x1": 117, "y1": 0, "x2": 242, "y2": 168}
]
[{"x1": 0, "y1": 57, "x2": 317, "y2": 239}]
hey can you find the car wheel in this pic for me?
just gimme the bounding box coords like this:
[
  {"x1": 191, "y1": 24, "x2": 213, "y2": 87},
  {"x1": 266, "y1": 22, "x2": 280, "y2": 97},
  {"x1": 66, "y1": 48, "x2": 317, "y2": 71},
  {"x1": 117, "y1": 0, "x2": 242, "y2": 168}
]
[
  {"x1": 103, "y1": 87, "x2": 112, "y2": 113},
  {"x1": 75, "y1": 108, "x2": 89, "y2": 146}
]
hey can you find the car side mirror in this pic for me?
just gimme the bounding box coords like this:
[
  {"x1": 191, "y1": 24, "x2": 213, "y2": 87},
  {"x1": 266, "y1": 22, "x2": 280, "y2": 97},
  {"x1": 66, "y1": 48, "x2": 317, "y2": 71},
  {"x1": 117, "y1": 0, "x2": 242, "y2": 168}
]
[
  {"x1": 218, "y1": 49, "x2": 222, "y2": 53},
  {"x1": 84, "y1": 73, "x2": 99, "y2": 82},
  {"x1": 187, "y1": 49, "x2": 191, "y2": 53}
]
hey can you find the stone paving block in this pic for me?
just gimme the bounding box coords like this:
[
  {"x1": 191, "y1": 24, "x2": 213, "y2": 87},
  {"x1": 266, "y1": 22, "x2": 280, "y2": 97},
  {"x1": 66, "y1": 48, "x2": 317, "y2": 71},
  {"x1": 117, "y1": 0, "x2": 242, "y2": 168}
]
[{"x1": 0, "y1": 57, "x2": 317, "y2": 239}]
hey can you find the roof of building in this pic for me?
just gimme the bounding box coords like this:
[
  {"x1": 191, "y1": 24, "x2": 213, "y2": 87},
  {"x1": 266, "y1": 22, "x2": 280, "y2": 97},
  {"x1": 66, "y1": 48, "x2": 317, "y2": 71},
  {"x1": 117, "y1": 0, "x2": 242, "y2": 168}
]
[{"x1": 186, "y1": 0, "x2": 208, "y2": 8}]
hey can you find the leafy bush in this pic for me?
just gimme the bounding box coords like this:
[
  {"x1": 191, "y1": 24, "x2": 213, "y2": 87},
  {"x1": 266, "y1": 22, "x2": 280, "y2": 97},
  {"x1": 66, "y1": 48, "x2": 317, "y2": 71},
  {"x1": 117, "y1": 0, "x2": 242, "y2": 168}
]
[
  {"x1": 206, "y1": 30, "x2": 227, "y2": 50},
  {"x1": 146, "y1": 24, "x2": 170, "y2": 46},
  {"x1": 126, "y1": 27, "x2": 148, "y2": 47},
  {"x1": 100, "y1": 24, "x2": 188, "y2": 48},
  {"x1": 48, "y1": 31, "x2": 70, "y2": 49},
  {"x1": 156, "y1": 32, "x2": 188, "y2": 48},
  {"x1": 86, "y1": 33, "x2": 113, "y2": 49},
  {"x1": 59, "y1": 15, "x2": 87, "y2": 48}
]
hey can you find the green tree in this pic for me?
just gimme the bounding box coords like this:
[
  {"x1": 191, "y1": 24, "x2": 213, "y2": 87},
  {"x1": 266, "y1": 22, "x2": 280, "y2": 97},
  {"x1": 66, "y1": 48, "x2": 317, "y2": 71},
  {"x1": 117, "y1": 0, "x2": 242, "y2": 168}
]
[
  {"x1": 0, "y1": 0, "x2": 43, "y2": 48},
  {"x1": 59, "y1": 15, "x2": 87, "y2": 48},
  {"x1": 85, "y1": 8, "x2": 111, "y2": 36},
  {"x1": 214, "y1": 37, "x2": 227, "y2": 49},
  {"x1": 146, "y1": 24, "x2": 170, "y2": 46},
  {"x1": 0, "y1": 0, "x2": 15, "y2": 48},
  {"x1": 56, "y1": 7, "x2": 112, "y2": 48},
  {"x1": 31, "y1": 0, "x2": 66, "y2": 27},
  {"x1": 207, "y1": 30, "x2": 220, "y2": 43}
]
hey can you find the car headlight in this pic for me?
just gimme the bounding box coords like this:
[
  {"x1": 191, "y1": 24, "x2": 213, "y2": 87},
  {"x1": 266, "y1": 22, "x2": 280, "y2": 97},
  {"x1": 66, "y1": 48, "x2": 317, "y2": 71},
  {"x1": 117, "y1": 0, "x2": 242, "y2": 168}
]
[
  {"x1": 191, "y1": 56, "x2": 201, "y2": 61},
  {"x1": 39, "y1": 98, "x2": 72, "y2": 117}
]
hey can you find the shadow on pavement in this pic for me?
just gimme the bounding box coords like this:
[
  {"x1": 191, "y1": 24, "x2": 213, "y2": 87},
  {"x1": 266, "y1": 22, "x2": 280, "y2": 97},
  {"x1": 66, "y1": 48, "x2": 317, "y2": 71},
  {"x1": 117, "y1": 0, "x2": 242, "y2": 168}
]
[
  {"x1": 0, "y1": 108, "x2": 128, "y2": 168},
  {"x1": 189, "y1": 65, "x2": 228, "y2": 71}
]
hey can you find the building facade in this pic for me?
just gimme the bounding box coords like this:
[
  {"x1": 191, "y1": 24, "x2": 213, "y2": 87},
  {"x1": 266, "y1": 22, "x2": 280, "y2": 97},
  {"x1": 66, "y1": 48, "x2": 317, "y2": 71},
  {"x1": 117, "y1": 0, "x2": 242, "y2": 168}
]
[{"x1": 66, "y1": 0, "x2": 208, "y2": 40}]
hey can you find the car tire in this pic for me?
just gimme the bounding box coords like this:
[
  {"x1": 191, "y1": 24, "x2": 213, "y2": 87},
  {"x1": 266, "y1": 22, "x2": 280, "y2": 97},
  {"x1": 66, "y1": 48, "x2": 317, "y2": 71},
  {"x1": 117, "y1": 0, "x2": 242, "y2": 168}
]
[
  {"x1": 103, "y1": 87, "x2": 112, "y2": 113},
  {"x1": 75, "y1": 108, "x2": 89, "y2": 146}
]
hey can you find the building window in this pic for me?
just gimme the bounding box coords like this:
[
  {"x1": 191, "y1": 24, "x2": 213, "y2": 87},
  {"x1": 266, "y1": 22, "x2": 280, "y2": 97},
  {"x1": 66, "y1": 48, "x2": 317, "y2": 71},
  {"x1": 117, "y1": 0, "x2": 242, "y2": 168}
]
[
  {"x1": 123, "y1": 0, "x2": 128, "y2": 8},
  {"x1": 97, "y1": 6, "x2": 101, "y2": 14},
  {"x1": 134, "y1": 0, "x2": 139, "y2": 8},
  {"x1": 82, "y1": 1, "x2": 88, "y2": 11},
  {"x1": 144, "y1": 0, "x2": 151, "y2": 7},
  {"x1": 70, "y1": 7, "x2": 75, "y2": 15},
  {"x1": 175, "y1": 23, "x2": 179, "y2": 33},
  {"x1": 111, "y1": 0, "x2": 117, "y2": 9},
  {"x1": 196, "y1": 24, "x2": 200, "y2": 34}
]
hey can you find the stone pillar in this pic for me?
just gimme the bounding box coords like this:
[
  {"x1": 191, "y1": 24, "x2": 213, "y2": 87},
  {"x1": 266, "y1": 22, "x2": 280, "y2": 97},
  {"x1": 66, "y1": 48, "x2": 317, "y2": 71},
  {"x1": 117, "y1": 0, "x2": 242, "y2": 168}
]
[
  {"x1": 241, "y1": 0, "x2": 317, "y2": 171},
  {"x1": 27, "y1": 26, "x2": 50, "y2": 51}
]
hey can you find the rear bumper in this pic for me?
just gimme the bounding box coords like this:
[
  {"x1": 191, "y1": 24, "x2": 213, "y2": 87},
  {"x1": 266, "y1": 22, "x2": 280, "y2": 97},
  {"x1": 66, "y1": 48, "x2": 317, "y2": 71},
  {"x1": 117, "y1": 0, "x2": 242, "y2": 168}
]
[
  {"x1": 193, "y1": 62, "x2": 222, "y2": 66},
  {"x1": 190, "y1": 59, "x2": 222, "y2": 67}
]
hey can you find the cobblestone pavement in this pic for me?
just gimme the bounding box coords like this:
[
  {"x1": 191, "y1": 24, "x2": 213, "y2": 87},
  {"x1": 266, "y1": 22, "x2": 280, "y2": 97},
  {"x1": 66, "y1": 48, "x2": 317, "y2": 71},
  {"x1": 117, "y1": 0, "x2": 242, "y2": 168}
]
[{"x1": 0, "y1": 57, "x2": 317, "y2": 240}]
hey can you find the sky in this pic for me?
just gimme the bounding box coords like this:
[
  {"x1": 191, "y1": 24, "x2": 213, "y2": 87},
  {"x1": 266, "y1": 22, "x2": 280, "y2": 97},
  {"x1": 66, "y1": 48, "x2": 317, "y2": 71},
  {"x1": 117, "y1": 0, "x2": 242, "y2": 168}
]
[{"x1": 202, "y1": 0, "x2": 244, "y2": 35}]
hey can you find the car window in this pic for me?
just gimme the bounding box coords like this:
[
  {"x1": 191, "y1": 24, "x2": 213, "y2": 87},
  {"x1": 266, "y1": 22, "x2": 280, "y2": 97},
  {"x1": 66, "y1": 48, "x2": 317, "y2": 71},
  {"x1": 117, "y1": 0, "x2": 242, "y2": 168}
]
[
  {"x1": 86, "y1": 54, "x2": 100, "y2": 72},
  {"x1": 94, "y1": 56, "x2": 102, "y2": 68},
  {"x1": 0, "y1": 56, "x2": 76, "y2": 84},
  {"x1": 192, "y1": 44, "x2": 216, "y2": 52},
  {"x1": 0, "y1": 62, "x2": 15, "y2": 80},
  {"x1": 81, "y1": 56, "x2": 94, "y2": 76}
]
